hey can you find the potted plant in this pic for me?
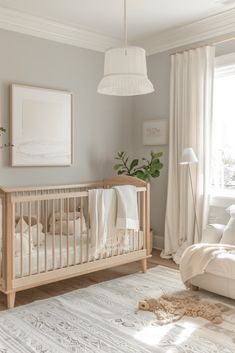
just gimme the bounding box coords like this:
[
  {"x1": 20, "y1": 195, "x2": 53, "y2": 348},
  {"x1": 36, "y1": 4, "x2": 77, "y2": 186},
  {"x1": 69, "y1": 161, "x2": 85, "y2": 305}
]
[
  {"x1": 114, "y1": 151, "x2": 163, "y2": 252},
  {"x1": 113, "y1": 151, "x2": 163, "y2": 181}
]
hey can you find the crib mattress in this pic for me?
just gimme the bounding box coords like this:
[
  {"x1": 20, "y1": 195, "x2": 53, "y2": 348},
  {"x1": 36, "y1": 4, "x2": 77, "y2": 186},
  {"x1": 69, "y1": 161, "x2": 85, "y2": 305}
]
[{"x1": 10, "y1": 231, "x2": 143, "y2": 278}]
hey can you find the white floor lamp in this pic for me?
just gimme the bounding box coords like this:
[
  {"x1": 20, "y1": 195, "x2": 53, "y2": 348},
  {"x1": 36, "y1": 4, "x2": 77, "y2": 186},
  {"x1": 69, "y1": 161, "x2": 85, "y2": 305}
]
[{"x1": 180, "y1": 148, "x2": 199, "y2": 239}]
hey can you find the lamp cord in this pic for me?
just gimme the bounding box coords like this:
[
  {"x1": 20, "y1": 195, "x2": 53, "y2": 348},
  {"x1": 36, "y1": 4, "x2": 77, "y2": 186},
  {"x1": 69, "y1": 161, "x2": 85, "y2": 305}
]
[{"x1": 124, "y1": 0, "x2": 127, "y2": 53}]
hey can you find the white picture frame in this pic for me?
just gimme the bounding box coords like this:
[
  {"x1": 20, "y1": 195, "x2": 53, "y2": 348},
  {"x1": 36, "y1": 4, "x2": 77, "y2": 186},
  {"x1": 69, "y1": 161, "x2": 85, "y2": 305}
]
[
  {"x1": 143, "y1": 119, "x2": 168, "y2": 146},
  {"x1": 11, "y1": 84, "x2": 72, "y2": 167}
]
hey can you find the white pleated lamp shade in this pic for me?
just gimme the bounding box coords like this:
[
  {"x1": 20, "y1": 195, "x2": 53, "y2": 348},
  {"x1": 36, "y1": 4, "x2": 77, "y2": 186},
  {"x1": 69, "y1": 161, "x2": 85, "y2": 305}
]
[
  {"x1": 97, "y1": 46, "x2": 154, "y2": 96},
  {"x1": 180, "y1": 148, "x2": 198, "y2": 165}
]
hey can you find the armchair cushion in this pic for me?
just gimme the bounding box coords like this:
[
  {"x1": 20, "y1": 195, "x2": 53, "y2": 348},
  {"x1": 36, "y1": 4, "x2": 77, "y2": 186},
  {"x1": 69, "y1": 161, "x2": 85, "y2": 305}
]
[
  {"x1": 220, "y1": 218, "x2": 235, "y2": 245},
  {"x1": 201, "y1": 224, "x2": 225, "y2": 243}
]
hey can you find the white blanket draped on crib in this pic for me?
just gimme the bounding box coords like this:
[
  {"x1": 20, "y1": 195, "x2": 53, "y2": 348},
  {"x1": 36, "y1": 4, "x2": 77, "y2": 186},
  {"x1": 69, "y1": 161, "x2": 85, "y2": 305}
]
[
  {"x1": 114, "y1": 185, "x2": 139, "y2": 230},
  {"x1": 88, "y1": 186, "x2": 139, "y2": 255},
  {"x1": 88, "y1": 189, "x2": 116, "y2": 256}
]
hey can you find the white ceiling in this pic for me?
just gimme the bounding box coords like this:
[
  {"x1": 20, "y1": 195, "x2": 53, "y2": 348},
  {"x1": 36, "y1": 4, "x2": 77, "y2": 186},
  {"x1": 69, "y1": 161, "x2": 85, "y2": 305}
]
[{"x1": 0, "y1": 0, "x2": 234, "y2": 41}]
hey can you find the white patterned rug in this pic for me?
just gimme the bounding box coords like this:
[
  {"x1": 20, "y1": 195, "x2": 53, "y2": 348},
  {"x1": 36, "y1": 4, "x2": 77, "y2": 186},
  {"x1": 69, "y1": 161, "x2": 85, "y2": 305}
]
[{"x1": 1, "y1": 266, "x2": 235, "y2": 353}]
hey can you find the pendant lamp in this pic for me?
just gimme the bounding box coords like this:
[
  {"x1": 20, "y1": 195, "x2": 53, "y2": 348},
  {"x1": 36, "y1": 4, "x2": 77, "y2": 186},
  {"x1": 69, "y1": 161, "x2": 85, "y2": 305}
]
[{"x1": 97, "y1": 0, "x2": 154, "y2": 96}]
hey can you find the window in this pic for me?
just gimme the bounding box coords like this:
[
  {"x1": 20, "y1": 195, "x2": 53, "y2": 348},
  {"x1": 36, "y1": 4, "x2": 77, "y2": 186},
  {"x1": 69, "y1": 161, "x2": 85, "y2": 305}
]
[{"x1": 211, "y1": 53, "x2": 235, "y2": 193}]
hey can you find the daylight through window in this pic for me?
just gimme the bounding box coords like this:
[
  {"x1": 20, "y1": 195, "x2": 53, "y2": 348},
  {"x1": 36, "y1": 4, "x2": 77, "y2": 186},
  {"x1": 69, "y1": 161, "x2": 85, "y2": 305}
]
[{"x1": 211, "y1": 55, "x2": 235, "y2": 192}]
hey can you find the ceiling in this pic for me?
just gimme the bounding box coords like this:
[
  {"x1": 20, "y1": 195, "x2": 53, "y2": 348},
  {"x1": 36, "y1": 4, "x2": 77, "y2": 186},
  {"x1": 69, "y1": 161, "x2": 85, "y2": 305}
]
[{"x1": 0, "y1": 0, "x2": 234, "y2": 41}]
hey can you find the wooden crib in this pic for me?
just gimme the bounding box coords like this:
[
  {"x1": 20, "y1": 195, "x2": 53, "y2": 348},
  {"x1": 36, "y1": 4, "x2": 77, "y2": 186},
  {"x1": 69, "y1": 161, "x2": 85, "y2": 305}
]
[{"x1": 0, "y1": 176, "x2": 150, "y2": 308}]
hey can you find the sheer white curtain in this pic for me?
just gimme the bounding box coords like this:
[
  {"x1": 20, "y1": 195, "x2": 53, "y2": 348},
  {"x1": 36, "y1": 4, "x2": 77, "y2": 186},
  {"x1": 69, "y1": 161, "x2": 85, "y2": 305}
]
[{"x1": 162, "y1": 46, "x2": 215, "y2": 264}]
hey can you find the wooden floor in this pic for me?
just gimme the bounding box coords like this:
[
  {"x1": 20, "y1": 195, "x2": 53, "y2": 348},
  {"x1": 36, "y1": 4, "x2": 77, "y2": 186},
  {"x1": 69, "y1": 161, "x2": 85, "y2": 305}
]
[{"x1": 0, "y1": 250, "x2": 178, "y2": 311}]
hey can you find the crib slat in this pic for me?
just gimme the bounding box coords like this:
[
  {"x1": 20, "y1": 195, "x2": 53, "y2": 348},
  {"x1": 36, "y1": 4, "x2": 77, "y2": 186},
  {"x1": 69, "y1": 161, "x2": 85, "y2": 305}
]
[
  {"x1": 66, "y1": 198, "x2": 69, "y2": 267},
  {"x1": 109, "y1": 223, "x2": 113, "y2": 258},
  {"x1": 73, "y1": 197, "x2": 76, "y2": 265},
  {"x1": 12, "y1": 201, "x2": 16, "y2": 282},
  {"x1": 133, "y1": 230, "x2": 135, "y2": 252},
  {"x1": 142, "y1": 191, "x2": 146, "y2": 250},
  {"x1": 28, "y1": 202, "x2": 32, "y2": 275},
  {"x1": 86, "y1": 195, "x2": 90, "y2": 262},
  {"x1": 80, "y1": 197, "x2": 83, "y2": 263},
  {"x1": 137, "y1": 193, "x2": 140, "y2": 251},
  {"x1": 116, "y1": 234, "x2": 120, "y2": 255},
  {"x1": 60, "y1": 198, "x2": 63, "y2": 268},
  {"x1": 52, "y1": 199, "x2": 55, "y2": 270},
  {"x1": 37, "y1": 200, "x2": 40, "y2": 274},
  {"x1": 20, "y1": 202, "x2": 23, "y2": 277},
  {"x1": 44, "y1": 200, "x2": 48, "y2": 272}
]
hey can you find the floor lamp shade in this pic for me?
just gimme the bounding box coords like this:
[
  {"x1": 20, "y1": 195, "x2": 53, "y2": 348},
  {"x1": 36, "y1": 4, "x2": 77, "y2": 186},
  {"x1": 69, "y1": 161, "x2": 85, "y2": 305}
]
[
  {"x1": 97, "y1": 47, "x2": 154, "y2": 96},
  {"x1": 180, "y1": 148, "x2": 198, "y2": 165}
]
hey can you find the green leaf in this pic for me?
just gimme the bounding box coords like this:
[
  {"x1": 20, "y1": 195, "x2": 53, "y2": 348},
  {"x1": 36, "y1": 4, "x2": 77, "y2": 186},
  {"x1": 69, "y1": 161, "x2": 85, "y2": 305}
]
[
  {"x1": 117, "y1": 169, "x2": 125, "y2": 175},
  {"x1": 136, "y1": 171, "x2": 148, "y2": 181},
  {"x1": 0, "y1": 127, "x2": 6, "y2": 136},
  {"x1": 152, "y1": 161, "x2": 163, "y2": 170},
  {"x1": 129, "y1": 159, "x2": 139, "y2": 172},
  {"x1": 151, "y1": 159, "x2": 163, "y2": 168},
  {"x1": 113, "y1": 164, "x2": 123, "y2": 170},
  {"x1": 117, "y1": 151, "x2": 125, "y2": 159},
  {"x1": 151, "y1": 151, "x2": 163, "y2": 159},
  {"x1": 151, "y1": 170, "x2": 160, "y2": 178}
]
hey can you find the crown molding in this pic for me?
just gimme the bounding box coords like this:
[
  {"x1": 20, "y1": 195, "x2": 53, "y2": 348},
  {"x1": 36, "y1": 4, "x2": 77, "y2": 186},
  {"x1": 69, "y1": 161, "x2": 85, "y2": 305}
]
[
  {"x1": 0, "y1": 7, "x2": 121, "y2": 52},
  {"x1": 136, "y1": 8, "x2": 235, "y2": 56},
  {"x1": 0, "y1": 6, "x2": 234, "y2": 55}
]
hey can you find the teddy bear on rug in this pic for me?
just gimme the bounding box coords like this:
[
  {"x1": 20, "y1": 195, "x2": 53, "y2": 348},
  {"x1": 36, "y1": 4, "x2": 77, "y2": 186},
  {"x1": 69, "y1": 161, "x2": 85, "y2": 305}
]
[{"x1": 138, "y1": 294, "x2": 229, "y2": 325}]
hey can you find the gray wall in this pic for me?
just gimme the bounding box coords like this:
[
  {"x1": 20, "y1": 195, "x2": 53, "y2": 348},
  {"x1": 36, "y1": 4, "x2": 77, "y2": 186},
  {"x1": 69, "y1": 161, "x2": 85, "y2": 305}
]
[
  {"x1": 215, "y1": 40, "x2": 235, "y2": 57},
  {"x1": 0, "y1": 29, "x2": 133, "y2": 186},
  {"x1": 0, "y1": 28, "x2": 234, "y2": 243},
  {"x1": 133, "y1": 52, "x2": 170, "y2": 243},
  {"x1": 133, "y1": 39, "x2": 235, "y2": 244}
]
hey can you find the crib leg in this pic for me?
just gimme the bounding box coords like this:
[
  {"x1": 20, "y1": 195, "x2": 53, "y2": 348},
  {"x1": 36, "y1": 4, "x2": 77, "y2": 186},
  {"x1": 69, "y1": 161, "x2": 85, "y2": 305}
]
[
  {"x1": 6, "y1": 292, "x2": 16, "y2": 309},
  {"x1": 140, "y1": 258, "x2": 147, "y2": 273},
  {"x1": 190, "y1": 284, "x2": 199, "y2": 292}
]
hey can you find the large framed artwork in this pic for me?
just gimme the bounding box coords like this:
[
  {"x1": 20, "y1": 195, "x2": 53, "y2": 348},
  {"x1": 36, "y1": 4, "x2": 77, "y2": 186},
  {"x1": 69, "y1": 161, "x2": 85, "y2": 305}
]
[
  {"x1": 11, "y1": 84, "x2": 72, "y2": 166},
  {"x1": 143, "y1": 119, "x2": 168, "y2": 146}
]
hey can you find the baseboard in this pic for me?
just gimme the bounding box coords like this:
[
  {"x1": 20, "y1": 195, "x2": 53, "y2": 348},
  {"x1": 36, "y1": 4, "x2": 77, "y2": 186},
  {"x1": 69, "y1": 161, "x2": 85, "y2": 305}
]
[{"x1": 153, "y1": 234, "x2": 164, "y2": 250}]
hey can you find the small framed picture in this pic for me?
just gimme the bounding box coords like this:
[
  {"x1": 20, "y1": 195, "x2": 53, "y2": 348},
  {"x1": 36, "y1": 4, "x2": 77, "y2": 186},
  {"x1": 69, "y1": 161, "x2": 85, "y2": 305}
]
[
  {"x1": 11, "y1": 84, "x2": 72, "y2": 166},
  {"x1": 143, "y1": 119, "x2": 168, "y2": 146}
]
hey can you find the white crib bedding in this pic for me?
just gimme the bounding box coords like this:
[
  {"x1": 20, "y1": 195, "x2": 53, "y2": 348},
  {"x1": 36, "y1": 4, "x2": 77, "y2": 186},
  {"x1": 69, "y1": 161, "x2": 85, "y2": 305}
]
[{"x1": 13, "y1": 230, "x2": 144, "y2": 278}]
